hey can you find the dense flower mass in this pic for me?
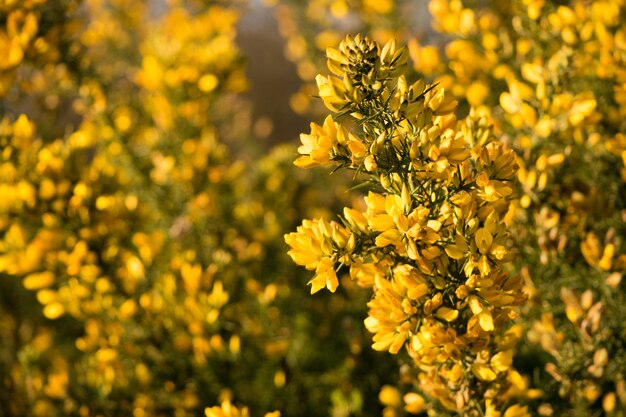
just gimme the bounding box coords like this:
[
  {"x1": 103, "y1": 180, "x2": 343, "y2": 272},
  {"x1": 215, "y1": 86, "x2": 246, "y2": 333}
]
[
  {"x1": 279, "y1": 0, "x2": 626, "y2": 414},
  {"x1": 286, "y1": 35, "x2": 530, "y2": 416},
  {"x1": 424, "y1": 1, "x2": 626, "y2": 415},
  {"x1": 2, "y1": 1, "x2": 626, "y2": 416},
  {"x1": 1, "y1": 2, "x2": 395, "y2": 417}
]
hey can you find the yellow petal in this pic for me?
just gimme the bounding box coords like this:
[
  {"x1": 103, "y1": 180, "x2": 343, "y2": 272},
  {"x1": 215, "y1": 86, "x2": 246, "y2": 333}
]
[
  {"x1": 23, "y1": 271, "x2": 55, "y2": 290},
  {"x1": 43, "y1": 302, "x2": 65, "y2": 320},
  {"x1": 503, "y1": 404, "x2": 530, "y2": 417},
  {"x1": 369, "y1": 214, "x2": 396, "y2": 232},
  {"x1": 379, "y1": 385, "x2": 402, "y2": 407},
  {"x1": 326, "y1": 47, "x2": 349, "y2": 65},
  {"x1": 198, "y1": 74, "x2": 219, "y2": 92},
  {"x1": 478, "y1": 310, "x2": 494, "y2": 331},
  {"x1": 598, "y1": 243, "x2": 615, "y2": 271},
  {"x1": 293, "y1": 156, "x2": 316, "y2": 168},
  {"x1": 468, "y1": 296, "x2": 483, "y2": 315},
  {"x1": 603, "y1": 392, "x2": 616, "y2": 413},
  {"x1": 326, "y1": 268, "x2": 339, "y2": 292},
  {"x1": 375, "y1": 229, "x2": 402, "y2": 247},
  {"x1": 372, "y1": 332, "x2": 395, "y2": 352},
  {"x1": 475, "y1": 228, "x2": 493, "y2": 254},
  {"x1": 407, "y1": 283, "x2": 429, "y2": 300},
  {"x1": 389, "y1": 332, "x2": 407, "y2": 354},
  {"x1": 478, "y1": 255, "x2": 491, "y2": 276},
  {"x1": 490, "y1": 350, "x2": 513, "y2": 372},
  {"x1": 471, "y1": 363, "x2": 497, "y2": 381},
  {"x1": 347, "y1": 139, "x2": 367, "y2": 158},
  {"x1": 96, "y1": 348, "x2": 118, "y2": 362},
  {"x1": 500, "y1": 92, "x2": 521, "y2": 114},
  {"x1": 435, "y1": 307, "x2": 459, "y2": 322},
  {"x1": 422, "y1": 246, "x2": 441, "y2": 260},
  {"x1": 485, "y1": 399, "x2": 502, "y2": 417},
  {"x1": 308, "y1": 274, "x2": 327, "y2": 294},
  {"x1": 403, "y1": 393, "x2": 426, "y2": 414},
  {"x1": 568, "y1": 99, "x2": 596, "y2": 126}
]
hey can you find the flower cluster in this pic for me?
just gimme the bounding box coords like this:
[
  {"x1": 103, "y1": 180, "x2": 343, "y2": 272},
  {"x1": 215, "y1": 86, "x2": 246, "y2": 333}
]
[
  {"x1": 267, "y1": 0, "x2": 420, "y2": 115},
  {"x1": 423, "y1": 1, "x2": 626, "y2": 414},
  {"x1": 0, "y1": 3, "x2": 255, "y2": 414},
  {"x1": 286, "y1": 35, "x2": 529, "y2": 416},
  {"x1": 1, "y1": 3, "x2": 396, "y2": 417},
  {"x1": 0, "y1": 1, "x2": 83, "y2": 97}
]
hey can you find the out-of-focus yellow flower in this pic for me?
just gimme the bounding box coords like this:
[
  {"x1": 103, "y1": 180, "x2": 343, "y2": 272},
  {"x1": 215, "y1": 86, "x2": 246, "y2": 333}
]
[{"x1": 205, "y1": 401, "x2": 249, "y2": 417}]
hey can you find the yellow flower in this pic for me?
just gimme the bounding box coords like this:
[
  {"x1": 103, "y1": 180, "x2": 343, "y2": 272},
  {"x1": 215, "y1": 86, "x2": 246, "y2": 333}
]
[
  {"x1": 435, "y1": 307, "x2": 459, "y2": 322},
  {"x1": 490, "y1": 350, "x2": 513, "y2": 372},
  {"x1": 502, "y1": 404, "x2": 530, "y2": 417},
  {"x1": 285, "y1": 218, "x2": 352, "y2": 294},
  {"x1": 471, "y1": 362, "x2": 497, "y2": 381},
  {"x1": 308, "y1": 257, "x2": 339, "y2": 294},
  {"x1": 315, "y1": 74, "x2": 347, "y2": 112},
  {"x1": 403, "y1": 392, "x2": 426, "y2": 414},
  {"x1": 205, "y1": 401, "x2": 249, "y2": 417},
  {"x1": 284, "y1": 219, "x2": 327, "y2": 269},
  {"x1": 379, "y1": 385, "x2": 402, "y2": 407}
]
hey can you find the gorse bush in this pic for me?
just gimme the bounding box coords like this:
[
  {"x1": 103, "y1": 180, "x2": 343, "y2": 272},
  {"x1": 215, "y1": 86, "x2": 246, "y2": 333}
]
[
  {"x1": 0, "y1": 1, "x2": 395, "y2": 416},
  {"x1": 283, "y1": 0, "x2": 626, "y2": 415},
  {"x1": 1, "y1": 1, "x2": 625, "y2": 417},
  {"x1": 286, "y1": 34, "x2": 529, "y2": 416},
  {"x1": 426, "y1": 2, "x2": 626, "y2": 415}
]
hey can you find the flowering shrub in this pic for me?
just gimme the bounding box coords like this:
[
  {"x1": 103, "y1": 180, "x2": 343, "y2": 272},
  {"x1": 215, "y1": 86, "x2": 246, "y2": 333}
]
[
  {"x1": 282, "y1": 0, "x2": 626, "y2": 415},
  {"x1": 425, "y1": 2, "x2": 626, "y2": 415},
  {"x1": 1, "y1": 1, "x2": 625, "y2": 417},
  {"x1": 286, "y1": 34, "x2": 530, "y2": 416},
  {"x1": 0, "y1": 1, "x2": 395, "y2": 416}
]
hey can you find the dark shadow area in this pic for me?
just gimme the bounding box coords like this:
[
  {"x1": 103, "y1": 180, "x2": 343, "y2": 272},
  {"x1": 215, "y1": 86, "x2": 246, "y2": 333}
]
[{"x1": 236, "y1": 4, "x2": 309, "y2": 148}]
